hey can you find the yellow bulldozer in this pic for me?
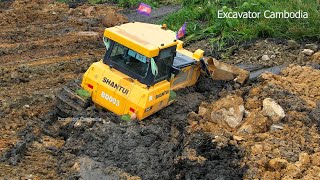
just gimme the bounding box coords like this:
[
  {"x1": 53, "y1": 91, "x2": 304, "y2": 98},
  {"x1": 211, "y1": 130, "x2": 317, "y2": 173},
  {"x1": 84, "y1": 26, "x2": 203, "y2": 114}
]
[{"x1": 56, "y1": 22, "x2": 249, "y2": 120}]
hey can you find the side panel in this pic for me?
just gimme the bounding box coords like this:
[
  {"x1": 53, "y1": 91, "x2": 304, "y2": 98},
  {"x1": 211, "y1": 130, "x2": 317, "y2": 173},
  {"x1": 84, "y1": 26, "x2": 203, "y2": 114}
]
[
  {"x1": 171, "y1": 44, "x2": 203, "y2": 90},
  {"x1": 82, "y1": 61, "x2": 172, "y2": 120},
  {"x1": 82, "y1": 61, "x2": 133, "y2": 115},
  {"x1": 81, "y1": 62, "x2": 104, "y2": 103},
  {"x1": 125, "y1": 80, "x2": 171, "y2": 120},
  {"x1": 170, "y1": 64, "x2": 201, "y2": 90}
]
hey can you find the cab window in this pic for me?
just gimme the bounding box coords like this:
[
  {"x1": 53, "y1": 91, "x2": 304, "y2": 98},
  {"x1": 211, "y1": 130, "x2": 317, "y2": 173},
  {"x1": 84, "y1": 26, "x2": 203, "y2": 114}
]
[
  {"x1": 110, "y1": 43, "x2": 149, "y2": 78},
  {"x1": 154, "y1": 47, "x2": 175, "y2": 82}
]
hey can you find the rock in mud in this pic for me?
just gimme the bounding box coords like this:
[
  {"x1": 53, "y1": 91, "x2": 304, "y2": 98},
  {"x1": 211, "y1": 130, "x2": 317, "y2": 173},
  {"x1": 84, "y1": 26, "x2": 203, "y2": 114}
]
[
  {"x1": 299, "y1": 152, "x2": 310, "y2": 166},
  {"x1": 270, "y1": 124, "x2": 284, "y2": 131},
  {"x1": 284, "y1": 164, "x2": 301, "y2": 178},
  {"x1": 302, "y1": 49, "x2": 314, "y2": 56},
  {"x1": 233, "y1": 135, "x2": 245, "y2": 141},
  {"x1": 210, "y1": 95, "x2": 245, "y2": 128},
  {"x1": 198, "y1": 102, "x2": 210, "y2": 116},
  {"x1": 251, "y1": 144, "x2": 263, "y2": 155},
  {"x1": 73, "y1": 118, "x2": 95, "y2": 129},
  {"x1": 10, "y1": 71, "x2": 18, "y2": 79},
  {"x1": 261, "y1": 55, "x2": 270, "y2": 61},
  {"x1": 311, "y1": 51, "x2": 320, "y2": 64},
  {"x1": 262, "y1": 98, "x2": 285, "y2": 123},
  {"x1": 262, "y1": 171, "x2": 281, "y2": 180},
  {"x1": 269, "y1": 158, "x2": 288, "y2": 170},
  {"x1": 311, "y1": 152, "x2": 320, "y2": 166},
  {"x1": 305, "y1": 43, "x2": 318, "y2": 51},
  {"x1": 287, "y1": 40, "x2": 300, "y2": 50},
  {"x1": 101, "y1": 11, "x2": 128, "y2": 27},
  {"x1": 239, "y1": 109, "x2": 272, "y2": 134},
  {"x1": 84, "y1": 6, "x2": 95, "y2": 17},
  {"x1": 210, "y1": 106, "x2": 245, "y2": 128}
]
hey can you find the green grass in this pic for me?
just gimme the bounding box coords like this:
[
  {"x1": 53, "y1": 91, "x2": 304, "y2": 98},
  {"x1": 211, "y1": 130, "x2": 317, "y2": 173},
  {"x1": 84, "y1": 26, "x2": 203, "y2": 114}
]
[
  {"x1": 58, "y1": 0, "x2": 319, "y2": 54},
  {"x1": 162, "y1": 0, "x2": 320, "y2": 54}
]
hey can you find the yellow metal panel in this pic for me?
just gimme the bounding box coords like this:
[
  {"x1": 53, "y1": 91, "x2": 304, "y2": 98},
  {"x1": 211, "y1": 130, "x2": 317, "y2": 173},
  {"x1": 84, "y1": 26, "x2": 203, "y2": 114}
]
[
  {"x1": 193, "y1": 49, "x2": 204, "y2": 59},
  {"x1": 81, "y1": 63, "x2": 105, "y2": 100},
  {"x1": 81, "y1": 61, "x2": 172, "y2": 120},
  {"x1": 124, "y1": 80, "x2": 170, "y2": 120},
  {"x1": 105, "y1": 28, "x2": 159, "y2": 58},
  {"x1": 159, "y1": 41, "x2": 178, "y2": 50},
  {"x1": 116, "y1": 22, "x2": 178, "y2": 47},
  {"x1": 176, "y1": 40, "x2": 184, "y2": 50},
  {"x1": 171, "y1": 42, "x2": 202, "y2": 90},
  {"x1": 104, "y1": 22, "x2": 178, "y2": 58},
  {"x1": 82, "y1": 61, "x2": 134, "y2": 115},
  {"x1": 170, "y1": 65, "x2": 200, "y2": 90}
]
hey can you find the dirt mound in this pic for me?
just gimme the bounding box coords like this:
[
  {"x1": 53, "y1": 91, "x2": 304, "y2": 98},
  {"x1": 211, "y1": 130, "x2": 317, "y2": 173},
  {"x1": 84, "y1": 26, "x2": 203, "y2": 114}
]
[
  {"x1": 53, "y1": 79, "x2": 246, "y2": 179},
  {"x1": 187, "y1": 65, "x2": 320, "y2": 179},
  {"x1": 260, "y1": 65, "x2": 320, "y2": 108}
]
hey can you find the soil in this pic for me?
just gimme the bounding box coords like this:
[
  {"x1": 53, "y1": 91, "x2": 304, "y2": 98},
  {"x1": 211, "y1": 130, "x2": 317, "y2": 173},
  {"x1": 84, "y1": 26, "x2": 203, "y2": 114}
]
[
  {"x1": 188, "y1": 65, "x2": 320, "y2": 179},
  {"x1": 225, "y1": 39, "x2": 319, "y2": 67},
  {"x1": 0, "y1": 0, "x2": 320, "y2": 179},
  {"x1": 188, "y1": 38, "x2": 319, "y2": 67},
  {"x1": 0, "y1": 0, "x2": 126, "y2": 178}
]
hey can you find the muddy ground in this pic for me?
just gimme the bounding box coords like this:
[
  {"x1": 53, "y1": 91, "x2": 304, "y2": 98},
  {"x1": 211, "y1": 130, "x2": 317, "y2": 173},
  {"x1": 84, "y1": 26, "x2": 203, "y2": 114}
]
[{"x1": 0, "y1": 0, "x2": 320, "y2": 179}]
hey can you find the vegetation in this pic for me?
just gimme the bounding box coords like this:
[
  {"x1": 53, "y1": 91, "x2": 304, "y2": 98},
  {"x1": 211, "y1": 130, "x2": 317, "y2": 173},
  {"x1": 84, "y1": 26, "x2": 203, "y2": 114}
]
[
  {"x1": 58, "y1": 0, "x2": 319, "y2": 54},
  {"x1": 162, "y1": 0, "x2": 320, "y2": 54}
]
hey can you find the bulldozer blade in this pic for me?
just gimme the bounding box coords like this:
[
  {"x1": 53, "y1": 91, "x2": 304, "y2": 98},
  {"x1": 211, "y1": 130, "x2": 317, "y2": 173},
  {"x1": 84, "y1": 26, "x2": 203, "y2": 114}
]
[{"x1": 204, "y1": 57, "x2": 250, "y2": 84}]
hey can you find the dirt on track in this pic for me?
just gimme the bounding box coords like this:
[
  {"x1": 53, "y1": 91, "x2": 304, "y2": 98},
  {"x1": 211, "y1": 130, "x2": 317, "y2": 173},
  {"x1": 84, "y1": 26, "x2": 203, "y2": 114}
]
[{"x1": 1, "y1": 0, "x2": 320, "y2": 179}]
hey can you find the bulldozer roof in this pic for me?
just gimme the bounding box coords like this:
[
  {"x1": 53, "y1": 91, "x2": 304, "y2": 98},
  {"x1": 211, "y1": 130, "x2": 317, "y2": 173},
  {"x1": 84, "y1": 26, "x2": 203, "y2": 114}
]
[{"x1": 104, "y1": 22, "x2": 178, "y2": 58}]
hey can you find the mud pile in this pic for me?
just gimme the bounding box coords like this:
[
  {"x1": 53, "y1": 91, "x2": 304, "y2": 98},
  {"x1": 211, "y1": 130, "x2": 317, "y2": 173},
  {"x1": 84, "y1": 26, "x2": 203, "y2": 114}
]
[
  {"x1": 188, "y1": 65, "x2": 320, "y2": 179},
  {"x1": 54, "y1": 79, "x2": 246, "y2": 179},
  {"x1": 0, "y1": 0, "x2": 127, "y2": 178}
]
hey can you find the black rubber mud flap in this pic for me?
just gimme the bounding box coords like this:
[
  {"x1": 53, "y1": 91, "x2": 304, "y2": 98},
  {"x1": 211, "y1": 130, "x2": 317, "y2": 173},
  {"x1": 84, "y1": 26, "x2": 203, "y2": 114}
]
[{"x1": 200, "y1": 58, "x2": 211, "y2": 77}]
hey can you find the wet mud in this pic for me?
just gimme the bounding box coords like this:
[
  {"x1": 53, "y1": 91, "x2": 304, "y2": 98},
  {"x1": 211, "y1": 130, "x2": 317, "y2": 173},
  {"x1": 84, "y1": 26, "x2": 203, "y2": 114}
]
[{"x1": 1, "y1": 0, "x2": 320, "y2": 179}]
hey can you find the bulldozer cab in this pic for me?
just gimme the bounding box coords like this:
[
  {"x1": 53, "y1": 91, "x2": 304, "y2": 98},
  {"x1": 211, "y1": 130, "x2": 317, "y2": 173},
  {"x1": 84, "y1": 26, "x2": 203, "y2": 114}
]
[
  {"x1": 102, "y1": 22, "x2": 179, "y2": 87},
  {"x1": 75, "y1": 22, "x2": 249, "y2": 120},
  {"x1": 103, "y1": 39, "x2": 176, "y2": 86}
]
